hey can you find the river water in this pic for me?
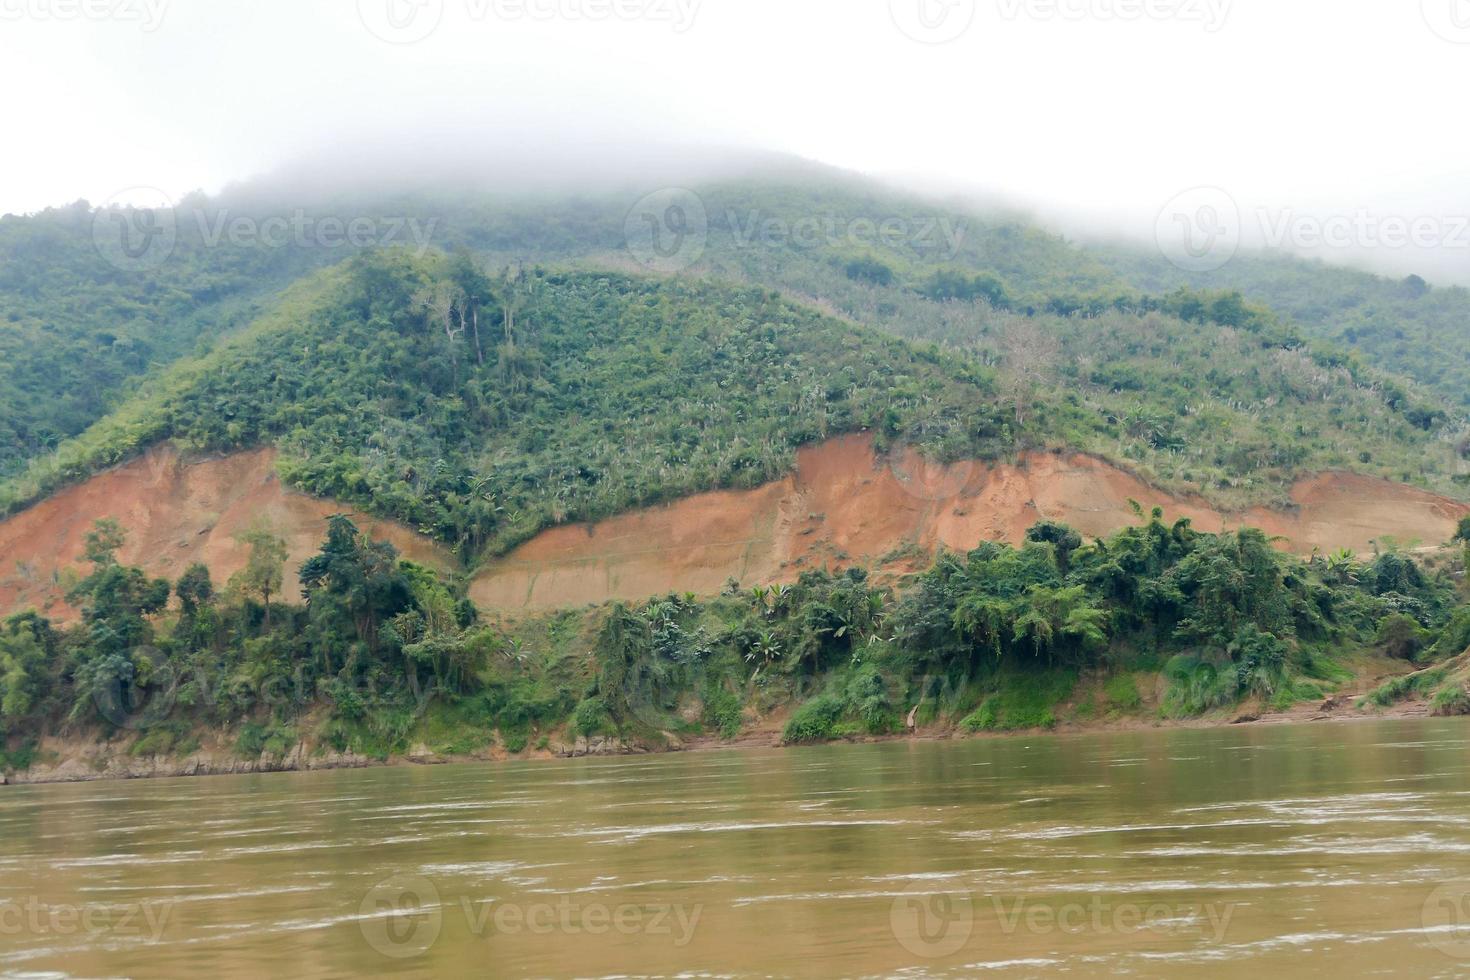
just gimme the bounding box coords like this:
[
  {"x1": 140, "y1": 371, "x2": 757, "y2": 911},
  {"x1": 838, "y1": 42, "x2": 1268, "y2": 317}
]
[{"x1": 4, "y1": 718, "x2": 1470, "y2": 977}]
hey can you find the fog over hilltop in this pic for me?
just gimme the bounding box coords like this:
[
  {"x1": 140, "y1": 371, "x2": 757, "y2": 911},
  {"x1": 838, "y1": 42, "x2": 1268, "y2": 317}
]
[{"x1": 4, "y1": 0, "x2": 1468, "y2": 283}]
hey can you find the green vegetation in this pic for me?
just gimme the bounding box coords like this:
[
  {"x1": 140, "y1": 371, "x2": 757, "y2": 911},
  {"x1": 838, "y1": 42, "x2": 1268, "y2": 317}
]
[
  {"x1": 0, "y1": 253, "x2": 1010, "y2": 560},
  {"x1": 0, "y1": 200, "x2": 332, "y2": 479},
  {"x1": 5, "y1": 173, "x2": 1469, "y2": 548},
  {"x1": 5, "y1": 506, "x2": 1466, "y2": 771},
  {"x1": 7, "y1": 167, "x2": 1470, "y2": 771},
  {"x1": 961, "y1": 671, "x2": 1077, "y2": 732},
  {"x1": 1367, "y1": 666, "x2": 1451, "y2": 708}
]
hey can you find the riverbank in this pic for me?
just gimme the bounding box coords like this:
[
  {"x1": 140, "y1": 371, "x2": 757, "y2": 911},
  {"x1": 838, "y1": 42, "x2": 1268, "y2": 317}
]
[{"x1": 2, "y1": 686, "x2": 1448, "y2": 785}]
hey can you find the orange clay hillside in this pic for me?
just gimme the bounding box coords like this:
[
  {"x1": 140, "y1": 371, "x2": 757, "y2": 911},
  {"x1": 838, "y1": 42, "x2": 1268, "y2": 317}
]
[
  {"x1": 0, "y1": 446, "x2": 450, "y2": 622},
  {"x1": 470, "y1": 433, "x2": 1469, "y2": 610},
  {"x1": 3, "y1": 434, "x2": 1462, "y2": 620}
]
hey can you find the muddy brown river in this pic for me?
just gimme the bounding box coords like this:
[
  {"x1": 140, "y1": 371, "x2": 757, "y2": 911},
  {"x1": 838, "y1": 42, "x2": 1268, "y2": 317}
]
[{"x1": 4, "y1": 718, "x2": 1470, "y2": 977}]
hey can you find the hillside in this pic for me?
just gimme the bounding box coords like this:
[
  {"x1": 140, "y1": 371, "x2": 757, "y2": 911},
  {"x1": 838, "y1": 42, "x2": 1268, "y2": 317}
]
[
  {"x1": 4, "y1": 166, "x2": 1470, "y2": 779},
  {"x1": 0, "y1": 201, "x2": 333, "y2": 478},
  {"x1": 6, "y1": 435, "x2": 1464, "y2": 624},
  {"x1": 3, "y1": 247, "x2": 1466, "y2": 569},
  {"x1": 8, "y1": 165, "x2": 1470, "y2": 492},
  {"x1": 1092, "y1": 242, "x2": 1470, "y2": 408}
]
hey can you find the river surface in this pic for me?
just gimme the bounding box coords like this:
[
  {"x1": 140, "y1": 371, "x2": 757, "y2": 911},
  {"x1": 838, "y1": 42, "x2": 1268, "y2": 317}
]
[{"x1": 5, "y1": 718, "x2": 1470, "y2": 977}]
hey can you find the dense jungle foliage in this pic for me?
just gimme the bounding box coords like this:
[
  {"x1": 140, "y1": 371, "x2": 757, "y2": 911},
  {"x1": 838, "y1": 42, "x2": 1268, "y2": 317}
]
[
  {"x1": 4, "y1": 169, "x2": 1468, "y2": 506},
  {"x1": 2, "y1": 510, "x2": 1465, "y2": 772},
  {"x1": 3, "y1": 242, "x2": 1465, "y2": 567}
]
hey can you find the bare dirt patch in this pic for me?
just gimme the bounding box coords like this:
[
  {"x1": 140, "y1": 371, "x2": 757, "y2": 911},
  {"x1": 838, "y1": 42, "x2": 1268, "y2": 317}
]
[
  {"x1": 470, "y1": 434, "x2": 1470, "y2": 611},
  {"x1": 0, "y1": 446, "x2": 450, "y2": 620}
]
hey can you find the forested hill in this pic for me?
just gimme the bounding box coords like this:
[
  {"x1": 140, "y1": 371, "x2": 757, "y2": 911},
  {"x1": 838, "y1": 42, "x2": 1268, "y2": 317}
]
[
  {"x1": 3, "y1": 162, "x2": 1469, "y2": 524},
  {"x1": 2, "y1": 247, "x2": 1465, "y2": 568},
  {"x1": 0, "y1": 202, "x2": 334, "y2": 477},
  {"x1": 1090, "y1": 243, "x2": 1470, "y2": 410}
]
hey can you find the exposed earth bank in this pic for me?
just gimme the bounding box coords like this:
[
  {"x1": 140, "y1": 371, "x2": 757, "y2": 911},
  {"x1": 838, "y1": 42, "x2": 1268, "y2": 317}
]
[
  {"x1": 470, "y1": 434, "x2": 1470, "y2": 610},
  {"x1": 2, "y1": 436, "x2": 1465, "y2": 620}
]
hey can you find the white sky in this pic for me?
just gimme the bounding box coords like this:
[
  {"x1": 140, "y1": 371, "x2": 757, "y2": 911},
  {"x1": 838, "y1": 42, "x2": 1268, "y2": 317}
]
[{"x1": 2, "y1": 0, "x2": 1467, "y2": 277}]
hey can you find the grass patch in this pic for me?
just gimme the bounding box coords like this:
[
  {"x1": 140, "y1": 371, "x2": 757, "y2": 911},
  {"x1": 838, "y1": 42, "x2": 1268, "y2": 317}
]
[
  {"x1": 960, "y1": 671, "x2": 1077, "y2": 732},
  {"x1": 418, "y1": 697, "x2": 496, "y2": 756},
  {"x1": 782, "y1": 694, "x2": 845, "y2": 744},
  {"x1": 1431, "y1": 684, "x2": 1470, "y2": 716},
  {"x1": 0, "y1": 739, "x2": 38, "y2": 773},
  {"x1": 129, "y1": 721, "x2": 196, "y2": 757},
  {"x1": 234, "y1": 721, "x2": 298, "y2": 758},
  {"x1": 1366, "y1": 666, "x2": 1450, "y2": 708},
  {"x1": 702, "y1": 684, "x2": 744, "y2": 740},
  {"x1": 572, "y1": 697, "x2": 616, "y2": 738},
  {"x1": 1103, "y1": 673, "x2": 1142, "y2": 712}
]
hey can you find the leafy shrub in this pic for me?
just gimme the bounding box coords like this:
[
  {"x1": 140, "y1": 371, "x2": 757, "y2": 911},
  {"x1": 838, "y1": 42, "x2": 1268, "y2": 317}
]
[
  {"x1": 702, "y1": 685, "x2": 743, "y2": 740},
  {"x1": 572, "y1": 697, "x2": 615, "y2": 738},
  {"x1": 782, "y1": 694, "x2": 845, "y2": 743},
  {"x1": 1103, "y1": 674, "x2": 1142, "y2": 711},
  {"x1": 129, "y1": 723, "x2": 185, "y2": 757},
  {"x1": 1377, "y1": 614, "x2": 1427, "y2": 660},
  {"x1": 1161, "y1": 655, "x2": 1240, "y2": 717},
  {"x1": 0, "y1": 739, "x2": 38, "y2": 773},
  {"x1": 1367, "y1": 667, "x2": 1449, "y2": 708},
  {"x1": 1430, "y1": 685, "x2": 1470, "y2": 716},
  {"x1": 501, "y1": 729, "x2": 530, "y2": 753},
  {"x1": 1431, "y1": 607, "x2": 1470, "y2": 659},
  {"x1": 844, "y1": 667, "x2": 896, "y2": 734},
  {"x1": 960, "y1": 672, "x2": 1075, "y2": 731}
]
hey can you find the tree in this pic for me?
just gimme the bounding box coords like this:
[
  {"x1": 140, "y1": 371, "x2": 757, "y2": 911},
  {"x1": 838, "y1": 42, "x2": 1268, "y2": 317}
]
[
  {"x1": 299, "y1": 515, "x2": 410, "y2": 655},
  {"x1": 233, "y1": 527, "x2": 288, "y2": 629},
  {"x1": 82, "y1": 518, "x2": 126, "y2": 566},
  {"x1": 1026, "y1": 520, "x2": 1084, "y2": 575},
  {"x1": 1377, "y1": 613, "x2": 1426, "y2": 661},
  {"x1": 1454, "y1": 517, "x2": 1470, "y2": 545},
  {"x1": 449, "y1": 251, "x2": 495, "y2": 366},
  {"x1": 0, "y1": 617, "x2": 49, "y2": 728},
  {"x1": 415, "y1": 280, "x2": 465, "y2": 384},
  {"x1": 998, "y1": 319, "x2": 1059, "y2": 426},
  {"x1": 175, "y1": 563, "x2": 215, "y2": 618}
]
